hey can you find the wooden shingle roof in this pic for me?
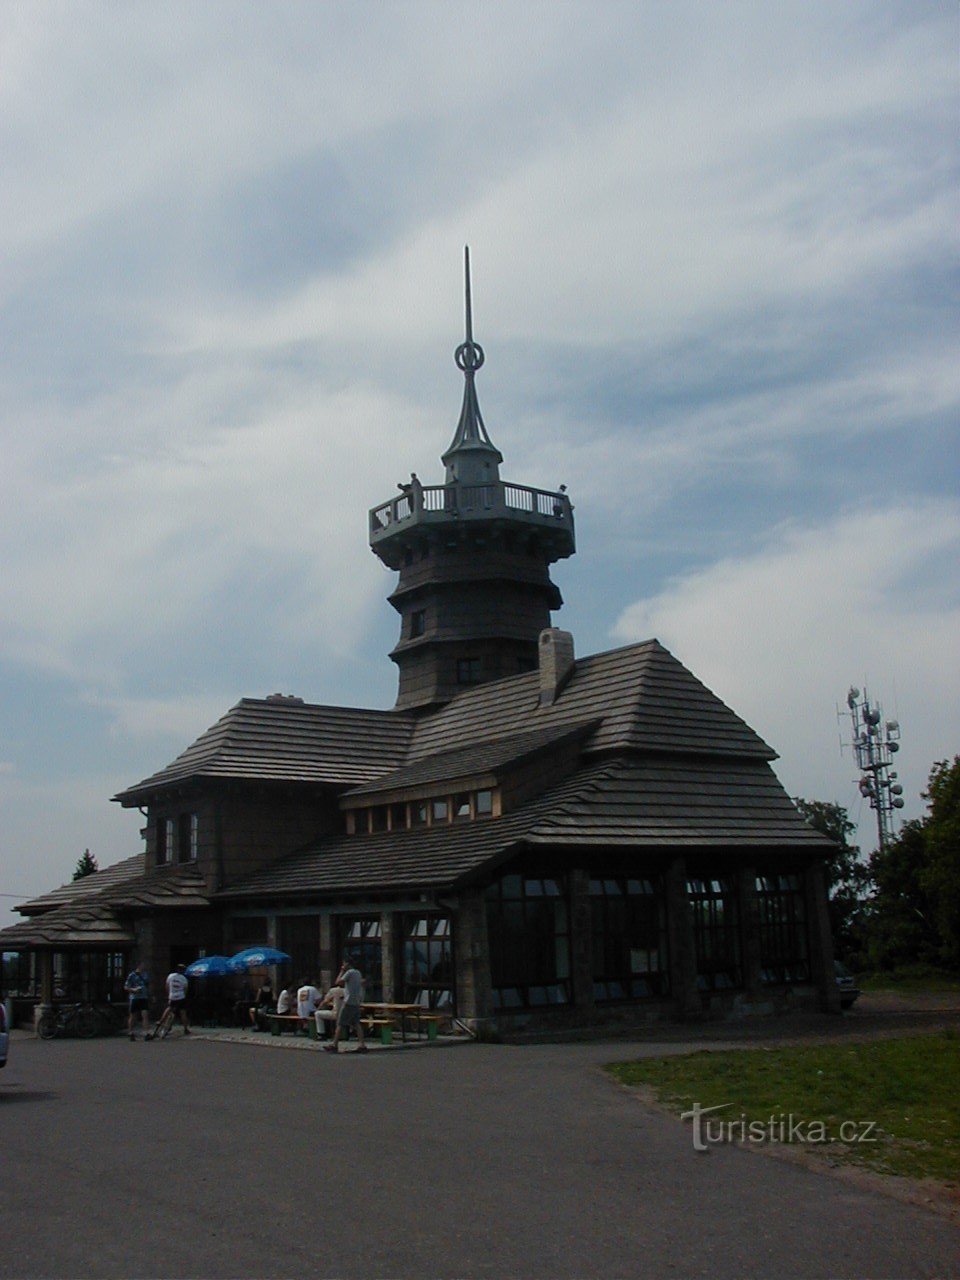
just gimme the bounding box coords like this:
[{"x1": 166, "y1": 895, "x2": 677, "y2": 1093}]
[
  {"x1": 17, "y1": 853, "x2": 147, "y2": 916},
  {"x1": 113, "y1": 640, "x2": 774, "y2": 812},
  {"x1": 0, "y1": 863, "x2": 211, "y2": 949},
  {"x1": 221, "y1": 753, "x2": 826, "y2": 901},
  {"x1": 407, "y1": 640, "x2": 775, "y2": 764},
  {"x1": 219, "y1": 763, "x2": 614, "y2": 899},
  {"x1": 527, "y1": 757, "x2": 835, "y2": 849},
  {"x1": 344, "y1": 720, "x2": 598, "y2": 800},
  {"x1": 114, "y1": 699, "x2": 415, "y2": 803}
]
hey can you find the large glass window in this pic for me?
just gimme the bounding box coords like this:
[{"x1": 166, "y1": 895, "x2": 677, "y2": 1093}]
[
  {"x1": 177, "y1": 813, "x2": 198, "y2": 863},
  {"x1": 399, "y1": 914, "x2": 454, "y2": 1010},
  {"x1": 590, "y1": 877, "x2": 668, "y2": 1001},
  {"x1": 485, "y1": 874, "x2": 570, "y2": 1011},
  {"x1": 687, "y1": 877, "x2": 742, "y2": 991},
  {"x1": 756, "y1": 874, "x2": 810, "y2": 983},
  {"x1": 155, "y1": 817, "x2": 174, "y2": 866},
  {"x1": 337, "y1": 916, "x2": 382, "y2": 1001}
]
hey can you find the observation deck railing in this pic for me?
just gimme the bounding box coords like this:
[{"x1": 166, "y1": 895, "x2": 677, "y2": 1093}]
[{"x1": 369, "y1": 481, "x2": 573, "y2": 539}]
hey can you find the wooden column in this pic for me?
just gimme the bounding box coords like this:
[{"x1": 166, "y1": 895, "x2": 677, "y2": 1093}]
[
  {"x1": 569, "y1": 868, "x2": 595, "y2": 1013},
  {"x1": 453, "y1": 889, "x2": 492, "y2": 1021},
  {"x1": 380, "y1": 912, "x2": 396, "y2": 1002},
  {"x1": 804, "y1": 860, "x2": 840, "y2": 1013}
]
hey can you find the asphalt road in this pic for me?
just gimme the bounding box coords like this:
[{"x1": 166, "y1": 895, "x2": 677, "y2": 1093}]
[{"x1": 2, "y1": 1030, "x2": 958, "y2": 1280}]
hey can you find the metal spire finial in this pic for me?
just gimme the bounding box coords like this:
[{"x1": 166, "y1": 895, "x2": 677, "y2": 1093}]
[{"x1": 455, "y1": 245, "x2": 484, "y2": 374}]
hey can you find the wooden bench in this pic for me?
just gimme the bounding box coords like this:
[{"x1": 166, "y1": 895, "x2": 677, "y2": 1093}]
[
  {"x1": 266, "y1": 1014, "x2": 315, "y2": 1038},
  {"x1": 360, "y1": 1017, "x2": 398, "y2": 1046},
  {"x1": 411, "y1": 1012, "x2": 449, "y2": 1041}
]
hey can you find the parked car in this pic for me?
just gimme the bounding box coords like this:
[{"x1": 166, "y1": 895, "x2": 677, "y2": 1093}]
[
  {"x1": 0, "y1": 1001, "x2": 9, "y2": 1068},
  {"x1": 835, "y1": 961, "x2": 860, "y2": 1010}
]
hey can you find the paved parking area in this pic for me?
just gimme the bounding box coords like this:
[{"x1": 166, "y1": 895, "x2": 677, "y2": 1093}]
[{"x1": 3, "y1": 1019, "x2": 958, "y2": 1279}]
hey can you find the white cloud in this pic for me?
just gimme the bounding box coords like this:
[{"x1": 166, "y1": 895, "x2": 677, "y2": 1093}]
[{"x1": 613, "y1": 500, "x2": 960, "y2": 844}]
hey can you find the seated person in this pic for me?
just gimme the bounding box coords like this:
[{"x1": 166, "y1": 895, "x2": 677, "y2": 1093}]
[
  {"x1": 250, "y1": 980, "x2": 275, "y2": 1031},
  {"x1": 297, "y1": 978, "x2": 323, "y2": 1032},
  {"x1": 314, "y1": 984, "x2": 345, "y2": 1039},
  {"x1": 275, "y1": 984, "x2": 296, "y2": 1016},
  {"x1": 232, "y1": 980, "x2": 255, "y2": 1028}
]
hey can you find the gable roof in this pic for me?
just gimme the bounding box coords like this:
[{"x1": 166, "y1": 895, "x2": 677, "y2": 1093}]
[
  {"x1": 114, "y1": 699, "x2": 415, "y2": 803},
  {"x1": 112, "y1": 640, "x2": 774, "y2": 811},
  {"x1": 407, "y1": 640, "x2": 775, "y2": 764}
]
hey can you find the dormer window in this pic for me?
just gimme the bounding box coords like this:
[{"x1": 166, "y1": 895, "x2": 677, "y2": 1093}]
[{"x1": 345, "y1": 787, "x2": 499, "y2": 835}]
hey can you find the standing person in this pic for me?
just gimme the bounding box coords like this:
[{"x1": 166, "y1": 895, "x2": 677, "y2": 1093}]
[
  {"x1": 323, "y1": 959, "x2": 366, "y2": 1054},
  {"x1": 164, "y1": 963, "x2": 191, "y2": 1035},
  {"x1": 124, "y1": 961, "x2": 150, "y2": 1041},
  {"x1": 296, "y1": 977, "x2": 323, "y2": 1033}
]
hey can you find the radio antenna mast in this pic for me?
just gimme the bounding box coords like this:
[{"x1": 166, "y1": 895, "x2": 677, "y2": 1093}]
[{"x1": 841, "y1": 685, "x2": 904, "y2": 851}]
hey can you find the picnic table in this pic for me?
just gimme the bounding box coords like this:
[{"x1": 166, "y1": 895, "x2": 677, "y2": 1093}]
[{"x1": 362, "y1": 1003, "x2": 449, "y2": 1042}]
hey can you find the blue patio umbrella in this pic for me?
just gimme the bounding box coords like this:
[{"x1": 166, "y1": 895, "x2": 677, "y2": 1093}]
[
  {"x1": 184, "y1": 955, "x2": 234, "y2": 978},
  {"x1": 227, "y1": 947, "x2": 291, "y2": 972}
]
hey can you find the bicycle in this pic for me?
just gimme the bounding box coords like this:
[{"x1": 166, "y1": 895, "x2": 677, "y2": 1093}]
[
  {"x1": 145, "y1": 1006, "x2": 176, "y2": 1040},
  {"x1": 36, "y1": 1003, "x2": 104, "y2": 1040}
]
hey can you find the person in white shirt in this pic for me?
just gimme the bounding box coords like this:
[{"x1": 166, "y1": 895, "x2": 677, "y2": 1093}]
[
  {"x1": 276, "y1": 984, "x2": 295, "y2": 1015},
  {"x1": 164, "y1": 964, "x2": 191, "y2": 1034},
  {"x1": 314, "y1": 984, "x2": 345, "y2": 1039},
  {"x1": 296, "y1": 979, "x2": 323, "y2": 1031}
]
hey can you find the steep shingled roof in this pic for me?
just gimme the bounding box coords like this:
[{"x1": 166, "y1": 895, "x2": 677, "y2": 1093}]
[
  {"x1": 112, "y1": 641, "x2": 773, "y2": 811},
  {"x1": 407, "y1": 640, "x2": 775, "y2": 764},
  {"x1": 114, "y1": 699, "x2": 415, "y2": 803},
  {"x1": 528, "y1": 757, "x2": 835, "y2": 849}
]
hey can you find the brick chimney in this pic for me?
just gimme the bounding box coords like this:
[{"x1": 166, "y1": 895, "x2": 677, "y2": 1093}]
[{"x1": 538, "y1": 628, "x2": 575, "y2": 706}]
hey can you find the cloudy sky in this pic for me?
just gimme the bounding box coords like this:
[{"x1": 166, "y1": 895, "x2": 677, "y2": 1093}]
[{"x1": 2, "y1": 1, "x2": 957, "y2": 928}]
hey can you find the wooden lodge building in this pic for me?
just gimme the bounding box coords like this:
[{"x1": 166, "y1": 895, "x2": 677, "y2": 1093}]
[{"x1": 1, "y1": 261, "x2": 840, "y2": 1027}]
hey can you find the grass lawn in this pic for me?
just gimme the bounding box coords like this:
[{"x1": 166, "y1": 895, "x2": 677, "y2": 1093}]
[
  {"x1": 858, "y1": 966, "x2": 960, "y2": 995},
  {"x1": 606, "y1": 1031, "x2": 959, "y2": 1185}
]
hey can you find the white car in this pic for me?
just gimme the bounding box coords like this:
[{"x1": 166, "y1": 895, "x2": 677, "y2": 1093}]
[{"x1": 0, "y1": 1001, "x2": 9, "y2": 1068}]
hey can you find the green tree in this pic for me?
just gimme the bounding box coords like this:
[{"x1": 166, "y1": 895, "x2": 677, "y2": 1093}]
[
  {"x1": 72, "y1": 848, "x2": 98, "y2": 881},
  {"x1": 794, "y1": 798, "x2": 868, "y2": 959},
  {"x1": 918, "y1": 757, "x2": 960, "y2": 967},
  {"x1": 866, "y1": 756, "x2": 960, "y2": 972}
]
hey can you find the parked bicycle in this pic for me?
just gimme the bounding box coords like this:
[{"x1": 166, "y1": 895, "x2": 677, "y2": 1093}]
[
  {"x1": 36, "y1": 1002, "x2": 109, "y2": 1040},
  {"x1": 145, "y1": 1006, "x2": 175, "y2": 1040}
]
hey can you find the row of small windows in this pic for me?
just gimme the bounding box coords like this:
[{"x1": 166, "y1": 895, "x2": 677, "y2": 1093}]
[
  {"x1": 156, "y1": 813, "x2": 198, "y2": 865},
  {"x1": 348, "y1": 789, "x2": 495, "y2": 835}
]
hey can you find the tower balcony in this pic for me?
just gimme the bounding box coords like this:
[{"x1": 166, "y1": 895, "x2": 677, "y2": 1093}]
[{"x1": 369, "y1": 480, "x2": 575, "y2": 570}]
